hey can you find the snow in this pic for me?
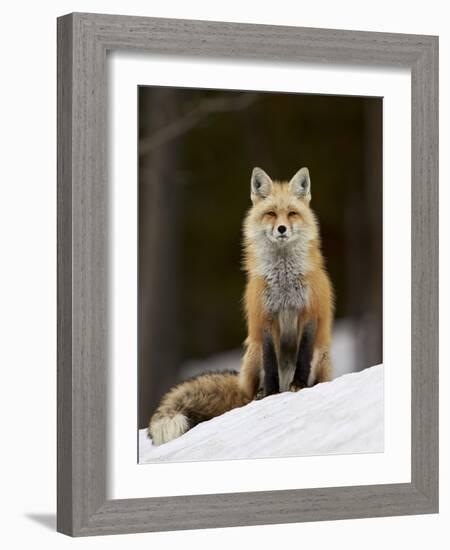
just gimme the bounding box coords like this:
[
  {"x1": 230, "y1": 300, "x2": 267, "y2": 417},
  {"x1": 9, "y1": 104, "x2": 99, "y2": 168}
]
[{"x1": 139, "y1": 364, "x2": 384, "y2": 463}]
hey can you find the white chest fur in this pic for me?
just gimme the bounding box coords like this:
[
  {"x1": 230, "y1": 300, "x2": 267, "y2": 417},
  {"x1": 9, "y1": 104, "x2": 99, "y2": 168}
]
[
  {"x1": 256, "y1": 243, "x2": 309, "y2": 315},
  {"x1": 264, "y1": 257, "x2": 308, "y2": 314}
]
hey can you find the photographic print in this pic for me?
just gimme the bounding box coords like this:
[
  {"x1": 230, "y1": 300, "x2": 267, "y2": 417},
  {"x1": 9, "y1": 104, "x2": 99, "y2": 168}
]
[
  {"x1": 138, "y1": 86, "x2": 383, "y2": 463},
  {"x1": 57, "y1": 14, "x2": 438, "y2": 535}
]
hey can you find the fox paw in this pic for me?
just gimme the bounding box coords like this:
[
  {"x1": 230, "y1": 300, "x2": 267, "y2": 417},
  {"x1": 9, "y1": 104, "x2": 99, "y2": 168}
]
[
  {"x1": 255, "y1": 388, "x2": 265, "y2": 400},
  {"x1": 289, "y1": 381, "x2": 306, "y2": 392}
]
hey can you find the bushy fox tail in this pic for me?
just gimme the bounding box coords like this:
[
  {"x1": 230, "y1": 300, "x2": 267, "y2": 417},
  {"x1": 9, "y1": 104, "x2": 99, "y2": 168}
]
[{"x1": 148, "y1": 370, "x2": 250, "y2": 445}]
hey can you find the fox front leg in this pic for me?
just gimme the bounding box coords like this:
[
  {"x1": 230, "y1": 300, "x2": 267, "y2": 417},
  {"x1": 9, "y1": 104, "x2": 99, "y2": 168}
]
[
  {"x1": 289, "y1": 322, "x2": 316, "y2": 391},
  {"x1": 262, "y1": 330, "x2": 279, "y2": 397}
]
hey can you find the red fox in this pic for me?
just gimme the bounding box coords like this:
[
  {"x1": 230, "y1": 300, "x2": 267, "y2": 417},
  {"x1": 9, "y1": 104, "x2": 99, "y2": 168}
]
[
  {"x1": 239, "y1": 167, "x2": 334, "y2": 399},
  {"x1": 148, "y1": 167, "x2": 334, "y2": 445}
]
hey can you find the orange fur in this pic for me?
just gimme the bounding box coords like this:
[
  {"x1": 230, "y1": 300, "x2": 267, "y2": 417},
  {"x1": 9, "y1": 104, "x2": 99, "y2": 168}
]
[{"x1": 239, "y1": 168, "x2": 334, "y2": 398}]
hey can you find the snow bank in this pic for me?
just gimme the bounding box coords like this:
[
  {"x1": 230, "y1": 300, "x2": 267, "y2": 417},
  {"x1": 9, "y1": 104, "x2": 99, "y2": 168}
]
[{"x1": 139, "y1": 364, "x2": 383, "y2": 463}]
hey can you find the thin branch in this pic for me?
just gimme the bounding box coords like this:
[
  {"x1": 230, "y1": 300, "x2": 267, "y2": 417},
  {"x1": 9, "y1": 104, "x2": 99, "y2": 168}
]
[{"x1": 139, "y1": 93, "x2": 259, "y2": 155}]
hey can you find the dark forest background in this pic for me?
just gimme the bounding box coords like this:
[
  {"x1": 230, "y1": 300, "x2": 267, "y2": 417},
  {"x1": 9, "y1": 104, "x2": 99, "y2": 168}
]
[{"x1": 138, "y1": 86, "x2": 382, "y2": 429}]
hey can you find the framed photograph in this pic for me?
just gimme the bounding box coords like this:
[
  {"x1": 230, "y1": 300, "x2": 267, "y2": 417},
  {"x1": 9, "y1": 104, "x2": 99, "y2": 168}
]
[{"x1": 57, "y1": 13, "x2": 438, "y2": 536}]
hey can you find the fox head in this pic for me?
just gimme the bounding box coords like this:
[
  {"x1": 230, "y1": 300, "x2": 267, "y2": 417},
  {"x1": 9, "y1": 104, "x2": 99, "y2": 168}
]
[{"x1": 245, "y1": 167, "x2": 319, "y2": 247}]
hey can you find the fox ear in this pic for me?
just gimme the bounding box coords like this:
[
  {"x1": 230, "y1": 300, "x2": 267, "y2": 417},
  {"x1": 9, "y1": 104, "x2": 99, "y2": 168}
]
[
  {"x1": 250, "y1": 167, "x2": 273, "y2": 203},
  {"x1": 289, "y1": 167, "x2": 311, "y2": 200}
]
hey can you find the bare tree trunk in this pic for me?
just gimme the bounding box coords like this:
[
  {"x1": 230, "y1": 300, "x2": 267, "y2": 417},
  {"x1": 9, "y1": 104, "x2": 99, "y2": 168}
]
[
  {"x1": 344, "y1": 178, "x2": 369, "y2": 371},
  {"x1": 362, "y1": 99, "x2": 383, "y2": 368},
  {"x1": 344, "y1": 99, "x2": 383, "y2": 371},
  {"x1": 139, "y1": 88, "x2": 181, "y2": 428}
]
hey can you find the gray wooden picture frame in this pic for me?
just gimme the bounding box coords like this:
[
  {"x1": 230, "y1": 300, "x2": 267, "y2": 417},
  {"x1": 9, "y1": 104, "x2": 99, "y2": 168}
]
[{"x1": 57, "y1": 12, "x2": 438, "y2": 537}]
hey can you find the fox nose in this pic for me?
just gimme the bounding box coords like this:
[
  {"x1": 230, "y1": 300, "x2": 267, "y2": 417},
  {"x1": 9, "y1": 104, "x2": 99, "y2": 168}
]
[{"x1": 278, "y1": 225, "x2": 287, "y2": 234}]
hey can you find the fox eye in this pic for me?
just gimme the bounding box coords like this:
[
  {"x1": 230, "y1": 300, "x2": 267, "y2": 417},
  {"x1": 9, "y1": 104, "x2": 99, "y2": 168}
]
[
  {"x1": 266, "y1": 211, "x2": 276, "y2": 217},
  {"x1": 288, "y1": 211, "x2": 297, "y2": 217}
]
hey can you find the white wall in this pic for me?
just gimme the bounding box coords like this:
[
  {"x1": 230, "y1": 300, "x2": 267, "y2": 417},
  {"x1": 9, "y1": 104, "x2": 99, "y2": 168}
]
[{"x1": 0, "y1": 0, "x2": 447, "y2": 548}]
